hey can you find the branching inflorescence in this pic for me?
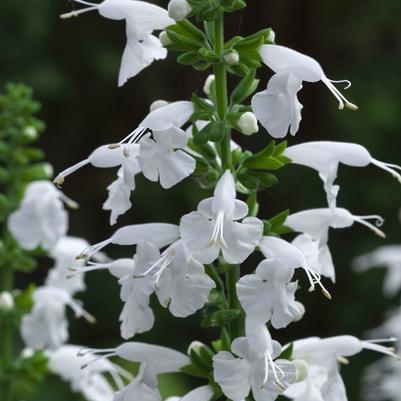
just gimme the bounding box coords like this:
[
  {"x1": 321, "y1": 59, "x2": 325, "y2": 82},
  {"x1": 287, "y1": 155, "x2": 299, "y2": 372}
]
[{"x1": 1, "y1": 1, "x2": 401, "y2": 401}]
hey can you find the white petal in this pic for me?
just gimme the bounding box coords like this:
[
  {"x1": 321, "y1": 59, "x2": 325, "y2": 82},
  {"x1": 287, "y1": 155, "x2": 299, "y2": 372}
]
[
  {"x1": 180, "y1": 386, "x2": 214, "y2": 401},
  {"x1": 213, "y1": 351, "x2": 251, "y2": 401},
  {"x1": 115, "y1": 342, "x2": 190, "y2": 373},
  {"x1": 221, "y1": 217, "x2": 263, "y2": 264},
  {"x1": 212, "y1": 170, "x2": 236, "y2": 215},
  {"x1": 252, "y1": 71, "x2": 303, "y2": 138},
  {"x1": 89, "y1": 144, "x2": 127, "y2": 168},
  {"x1": 259, "y1": 45, "x2": 324, "y2": 82}
]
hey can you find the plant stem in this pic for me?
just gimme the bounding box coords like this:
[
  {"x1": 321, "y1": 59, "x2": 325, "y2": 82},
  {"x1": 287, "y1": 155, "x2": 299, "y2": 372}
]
[
  {"x1": 0, "y1": 265, "x2": 14, "y2": 401},
  {"x1": 225, "y1": 265, "x2": 242, "y2": 339},
  {"x1": 213, "y1": 13, "x2": 232, "y2": 170}
]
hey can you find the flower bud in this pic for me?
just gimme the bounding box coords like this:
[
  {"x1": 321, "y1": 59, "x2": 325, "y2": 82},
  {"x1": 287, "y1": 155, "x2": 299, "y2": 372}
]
[
  {"x1": 0, "y1": 291, "x2": 14, "y2": 311},
  {"x1": 149, "y1": 99, "x2": 169, "y2": 112},
  {"x1": 237, "y1": 112, "x2": 259, "y2": 136},
  {"x1": 267, "y1": 29, "x2": 276, "y2": 44},
  {"x1": 292, "y1": 301, "x2": 305, "y2": 322},
  {"x1": 293, "y1": 359, "x2": 309, "y2": 382},
  {"x1": 159, "y1": 31, "x2": 172, "y2": 47},
  {"x1": 203, "y1": 74, "x2": 215, "y2": 95},
  {"x1": 22, "y1": 348, "x2": 35, "y2": 359},
  {"x1": 168, "y1": 0, "x2": 192, "y2": 21},
  {"x1": 23, "y1": 126, "x2": 38, "y2": 140},
  {"x1": 223, "y1": 50, "x2": 240, "y2": 66}
]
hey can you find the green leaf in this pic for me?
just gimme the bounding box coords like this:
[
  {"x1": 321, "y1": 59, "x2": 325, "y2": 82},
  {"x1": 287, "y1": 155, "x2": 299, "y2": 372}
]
[
  {"x1": 181, "y1": 363, "x2": 210, "y2": 379},
  {"x1": 243, "y1": 141, "x2": 290, "y2": 170},
  {"x1": 278, "y1": 343, "x2": 294, "y2": 360},
  {"x1": 263, "y1": 210, "x2": 293, "y2": 236},
  {"x1": 177, "y1": 51, "x2": 202, "y2": 65},
  {"x1": 230, "y1": 70, "x2": 260, "y2": 105},
  {"x1": 201, "y1": 309, "x2": 241, "y2": 328},
  {"x1": 189, "y1": 341, "x2": 215, "y2": 370}
]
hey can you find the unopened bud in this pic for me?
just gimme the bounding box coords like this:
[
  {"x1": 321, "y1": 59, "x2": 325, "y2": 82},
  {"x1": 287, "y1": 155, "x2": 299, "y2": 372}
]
[
  {"x1": 168, "y1": 0, "x2": 192, "y2": 21},
  {"x1": 23, "y1": 126, "x2": 38, "y2": 140},
  {"x1": 159, "y1": 31, "x2": 172, "y2": 47},
  {"x1": 0, "y1": 291, "x2": 14, "y2": 311},
  {"x1": 293, "y1": 359, "x2": 309, "y2": 382},
  {"x1": 149, "y1": 100, "x2": 169, "y2": 112},
  {"x1": 223, "y1": 50, "x2": 240, "y2": 66},
  {"x1": 203, "y1": 74, "x2": 215, "y2": 96},
  {"x1": 237, "y1": 112, "x2": 259, "y2": 136},
  {"x1": 22, "y1": 348, "x2": 35, "y2": 359},
  {"x1": 267, "y1": 29, "x2": 276, "y2": 44},
  {"x1": 293, "y1": 301, "x2": 305, "y2": 322}
]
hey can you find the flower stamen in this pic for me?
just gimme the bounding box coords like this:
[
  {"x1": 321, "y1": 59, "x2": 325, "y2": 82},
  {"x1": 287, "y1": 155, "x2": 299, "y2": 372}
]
[{"x1": 208, "y1": 210, "x2": 228, "y2": 248}]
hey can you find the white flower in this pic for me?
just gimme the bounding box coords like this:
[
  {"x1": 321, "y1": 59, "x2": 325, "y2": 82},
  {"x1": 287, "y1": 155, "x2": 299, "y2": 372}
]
[
  {"x1": 138, "y1": 126, "x2": 196, "y2": 189},
  {"x1": 203, "y1": 75, "x2": 215, "y2": 95},
  {"x1": 286, "y1": 207, "x2": 386, "y2": 244},
  {"x1": 259, "y1": 236, "x2": 330, "y2": 297},
  {"x1": 61, "y1": 0, "x2": 174, "y2": 86},
  {"x1": 237, "y1": 258, "x2": 303, "y2": 329},
  {"x1": 84, "y1": 342, "x2": 190, "y2": 401},
  {"x1": 180, "y1": 170, "x2": 263, "y2": 264},
  {"x1": 8, "y1": 181, "x2": 74, "y2": 251},
  {"x1": 252, "y1": 71, "x2": 303, "y2": 138},
  {"x1": 149, "y1": 99, "x2": 169, "y2": 112},
  {"x1": 168, "y1": 0, "x2": 192, "y2": 21},
  {"x1": 154, "y1": 240, "x2": 215, "y2": 317},
  {"x1": 45, "y1": 236, "x2": 90, "y2": 295},
  {"x1": 284, "y1": 336, "x2": 398, "y2": 401},
  {"x1": 213, "y1": 336, "x2": 297, "y2": 401},
  {"x1": 167, "y1": 386, "x2": 214, "y2": 401},
  {"x1": 48, "y1": 345, "x2": 130, "y2": 401},
  {"x1": 284, "y1": 141, "x2": 401, "y2": 209},
  {"x1": 237, "y1": 112, "x2": 259, "y2": 136},
  {"x1": 292, "y1": 234, "x2": 335, "y2": 282},
  {"x1": 0, "y1": 292, "x2": 14, "y2": 311},
  {"x1": 21, "y1": 286, "x2": 95, "y2": 350},
  {"x1": 354, "y1": 245, "x2": 401, "y2": 296},
  {"x1": 252, "y1": 45, "x2": 357, "y2": 137}
]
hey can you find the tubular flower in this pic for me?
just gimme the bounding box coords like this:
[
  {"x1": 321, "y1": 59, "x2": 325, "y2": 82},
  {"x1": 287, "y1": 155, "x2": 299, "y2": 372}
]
[
  {"x1": 60, "y1": 0, "x2": 174, "y2": 86},
  {"x1": 21, "y1": 286, "x2": 95, "y2": 350},
  {"x1": 237, "y1": 258, "x2": 304, "y2": 330},
  {"x1": 8, "y1": 181, "x2": 75, "y2": 251},
  {"x1": 284, "y1": 336, "x2": 399, "y2": 401},
  {"x1": 213, "y1": 336, "x2": 297, "y2": 401},
  {"x1": 47, "y1": 345, "x2": 132, "y2": 401},
  {"x1": 180, "y1": 170, "x2": 263, "y2": 264},
  {"x1": 284, "y1": 141, "x2": 401, "y2": 209},
  {"x1": 353, "y1": 245, "x2": 401, "y2": 296},
  {"x1": 252, "y1": 45, "x2": 357, "y2": 137}
]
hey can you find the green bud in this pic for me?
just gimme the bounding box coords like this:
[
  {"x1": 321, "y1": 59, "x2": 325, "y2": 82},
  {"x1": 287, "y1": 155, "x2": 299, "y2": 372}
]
[{"x1": 223, "y1": 50, "x2": 240, "y2": 65}]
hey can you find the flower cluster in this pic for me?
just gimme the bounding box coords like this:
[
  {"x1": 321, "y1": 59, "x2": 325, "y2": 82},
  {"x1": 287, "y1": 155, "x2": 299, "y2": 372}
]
[{"x1": 4, "y1": 1, "x2": 400, "y2": 401}]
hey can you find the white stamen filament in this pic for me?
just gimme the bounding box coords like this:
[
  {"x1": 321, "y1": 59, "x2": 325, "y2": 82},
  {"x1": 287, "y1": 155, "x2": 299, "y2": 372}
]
[
  {"x1": 53, "y1": 159, "x2": 90, "y2": 186},
  {"x1": 66, "y1": 261, "x2": 110, "y2": 278},
  {"x1": 263, "y1": 350, "x2": 286, "y2": 390},
  {"x1": 353, "y1": 215, "x2": 386, "y2": 238},
  {"x1": 365, "y1": 337, "x2": 397, "y2": 344},
  {"x1": 323, "y1": 79, "x2": 358, "y2": 111},
  {"x1": 208, "y1": 210, "x2": 228, "y2": 248},
  {"x1": 60, "y1": 193, "x2": 79, "y2": 209},
  {"x1": 362, "y1": 341, "x2": 400, "y2": 359},
  {"x1": 118, "y1": 126, "x2": 147, "y2": 145},
  {"x1": 133, "y1": 252, "x2": 174, "y2": 279},
  {"x1": 68, "y1": 299, "x2": 96, "y2": 323},
  {"x1": 81, "y1": 352, "x2": 118, "y2": 369},
  {"x1": 78, "y1": 239, "x2": 112, "y2": 261},
  {"x1": 371, "y1": 159, "x2": 401, "y2": 184},
  {"x1": 60, "y1": 0, "x2": 99, "y2": 19},
  {"x1": 303, "y1": 268, "x2": 332, "y2": 299}
]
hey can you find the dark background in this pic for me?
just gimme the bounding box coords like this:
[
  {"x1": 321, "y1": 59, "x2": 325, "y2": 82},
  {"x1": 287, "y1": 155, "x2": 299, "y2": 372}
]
[{"x1": 1, "y1": 0, "x2": 401, "y2": 399}]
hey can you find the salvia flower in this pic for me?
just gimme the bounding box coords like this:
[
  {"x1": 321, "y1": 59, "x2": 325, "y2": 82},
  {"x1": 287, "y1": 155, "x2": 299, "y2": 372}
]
[
  {"x1": 284, "y1": 336, "x2": 399, "y2": 401},
  {"x1": 213, "y1": 336, "x2": 297, "y2": 401},
  {"x1": 21, "y1": 286, "x2": 95, "y2": 350},
  {"x1": 252, "y1": 45, "x2": 357, "y2": 137},
  {"x1": 180, "y1": 170, "x2": 263, "y2": 264},
  {"x1": 60, "y1": 0, "x2": 174, "y2": 86},
  {"x1": 354, "y1": 245, "x2": 401, "y2": 296},
  {"x1": 284, "y1": 141, "x2": 401, "y2": 209},
  {"x1": 166, "y1": 386, "x2": 214, "y2": 401},
  {"x1": 8, "y1": 181, "x2": 76, "y2": 251}
]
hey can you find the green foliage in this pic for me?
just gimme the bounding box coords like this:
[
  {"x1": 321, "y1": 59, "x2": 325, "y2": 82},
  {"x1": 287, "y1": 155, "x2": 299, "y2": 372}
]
[
  {"x1": 187, "y1": 0, "x2": 246, "y2": 22},
  {"x1": 263, "y1": 210, "x2": 293, "y2": 236},
  {"x1": 278, "y1": 343, "x2": 294, "y2": 360}
]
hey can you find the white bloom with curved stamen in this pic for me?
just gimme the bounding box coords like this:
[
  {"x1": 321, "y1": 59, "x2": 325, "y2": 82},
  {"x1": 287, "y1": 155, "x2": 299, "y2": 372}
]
[
  {"x1": 237, "y1": 258, "x2": 304, "y2": 330},
  {"x1": 252, "y1": 45, "x2": 357, "y2": 137},
  {"x1": 284, "y1": 141, "x2": 401, "y2": 209},
  {"x1": 155, "y1": 240, "x2": 215, "y2": 317},
  {"x1": 259, "y1": 236, "x2": 331, "y2": 298},
  {"x1": 138, "y1": 126, "x2": 196, "y2": 189},
  {"x1": 284, "y1": 335, "x2": 398, "y2": 401},
  {"x1": 60, "y1": 0, "x2": 174, "y2": 86},
  {"x1": 354, "y1": 245, "x2": 401, "y2": 296},
  {"x1": 21, "y1": 286, "x2": 95, "y2": 350},
  {"x1": 8, "y1": 181, "x2": 73, "y2": 251},
  {"x1": 48, "y1": 345, "x2": 130, "y2": 401},
  {"x1": 213, "y1": 336, "x2": 297, "y2": 401},
  {"x1": 180, "y1": 170, "x2": 263, "y2": 264}
]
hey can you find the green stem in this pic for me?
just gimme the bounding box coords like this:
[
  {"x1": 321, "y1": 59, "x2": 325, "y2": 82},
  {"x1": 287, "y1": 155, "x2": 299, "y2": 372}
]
[
  {"x1": 0, "y1": 265, "x2": 14, "y2": 401},
  {"x1": 213, "y1": 13, "x2": 232, "y2": 170},
  {"x1": 225, "y1": 265, "x2": 243, "y2": 339}
]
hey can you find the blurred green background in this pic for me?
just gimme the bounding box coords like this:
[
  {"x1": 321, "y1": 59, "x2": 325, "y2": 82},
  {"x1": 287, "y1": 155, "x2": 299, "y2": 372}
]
[{"x1": 1, "y1": 0, "x2": 401, "y2": 399}]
